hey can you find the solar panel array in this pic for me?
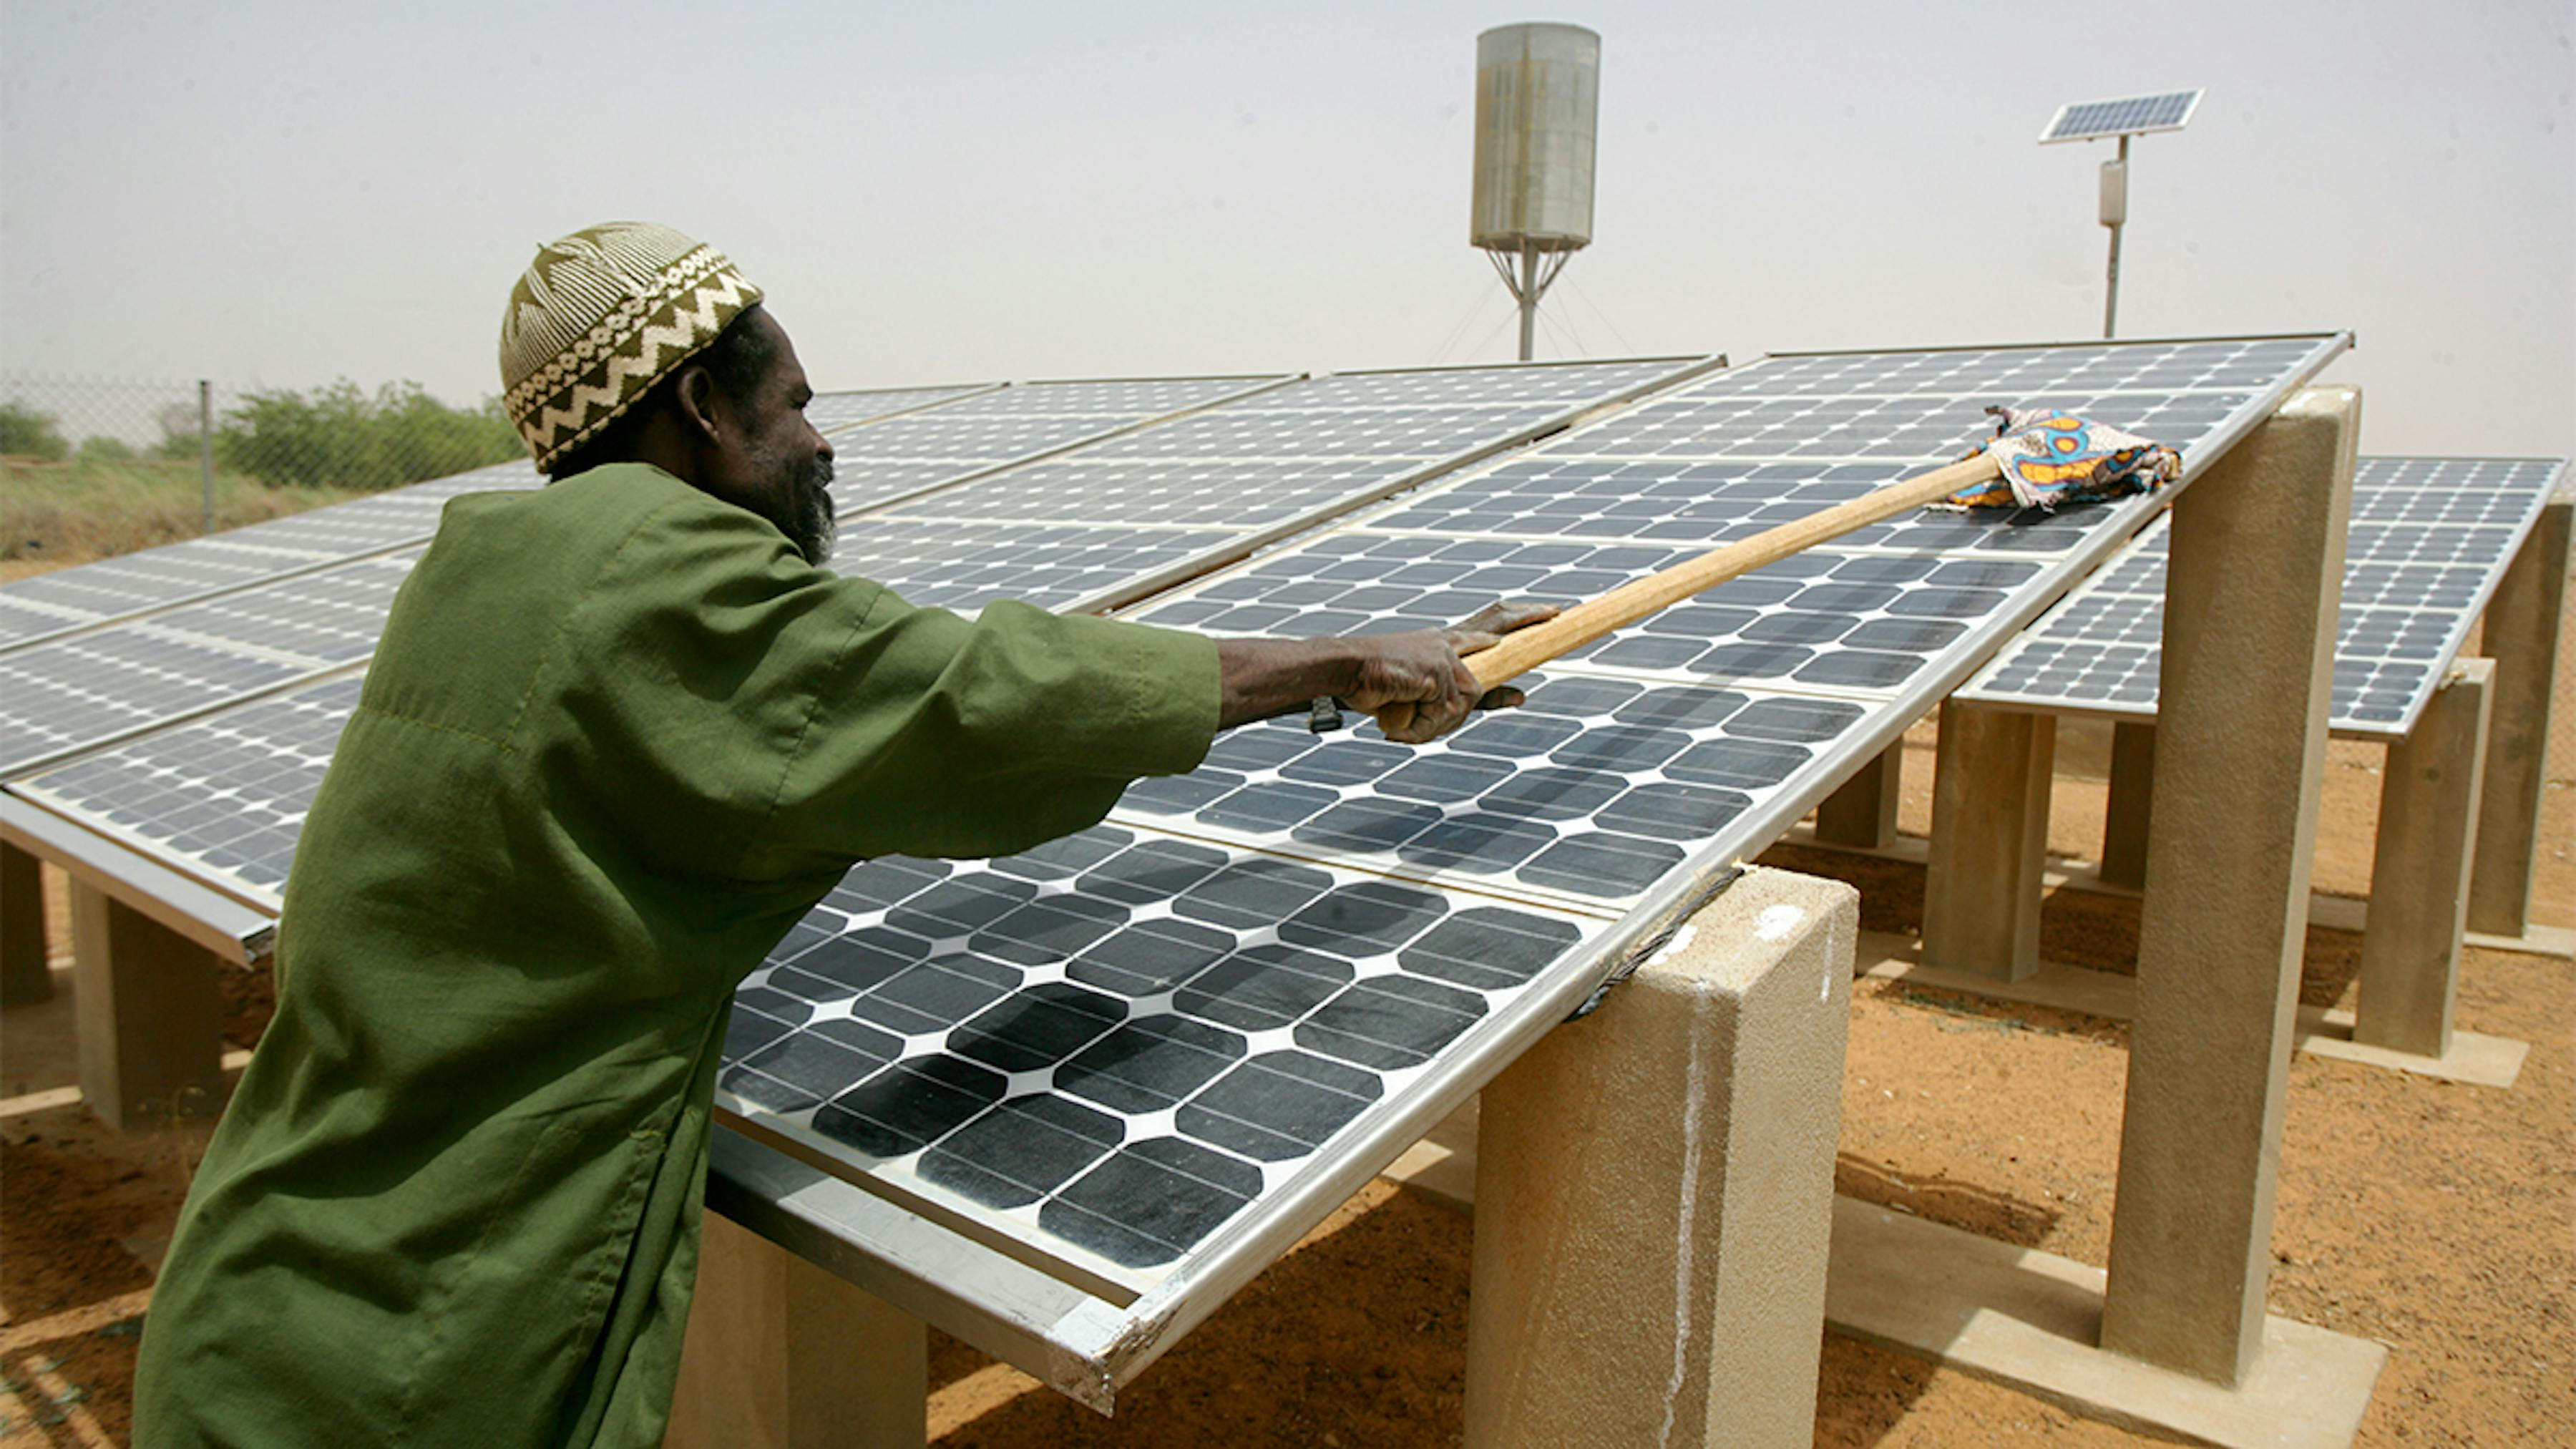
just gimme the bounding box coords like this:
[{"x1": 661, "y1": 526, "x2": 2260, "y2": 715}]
[
  {"x1": 7, "y1": 338, "x2": 2346, "y2": 1306},
  {"x1": 9, "y1": 358, "x2": 1715, "y2": 872},
  {"x1": 2040, "y1": 89, "x2": 2203, "y2": 143},
  {"x1": 1957, "y1": 456, "x2": 2567, "y2": 738},
  {"x1": 703, "y1": 336, "x2": 2345, "y2": 1296}
]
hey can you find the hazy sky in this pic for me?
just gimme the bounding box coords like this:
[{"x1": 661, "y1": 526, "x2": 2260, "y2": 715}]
[{"x1": 3, "y1": 1, "x2": 2570, "y2": 458}]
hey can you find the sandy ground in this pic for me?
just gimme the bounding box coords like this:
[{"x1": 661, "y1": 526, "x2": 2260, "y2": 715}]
[{"x1": 1, "y1": 573, "x2": 2568, "y2": 1445}]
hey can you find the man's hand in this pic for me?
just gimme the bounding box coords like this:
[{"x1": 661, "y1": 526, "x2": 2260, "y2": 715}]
[
  {"x1": 1214, "y1": 600, "x2": 1560, "y2": 741},
  {"x1": 1348, "y1": 602, "x2": 1558, "y2": 743}
]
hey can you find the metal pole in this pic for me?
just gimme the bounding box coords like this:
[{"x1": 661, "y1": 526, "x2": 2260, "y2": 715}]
[
  {"x1": 1518, "y1": 243, "x2": 1540, "y2": 361},
  {"x1": 197, "y1": 380, "x2": 215, "y2": 535},
  {"x1": 2102, "y1": 135, "x2": 2129, "y2": 340}
]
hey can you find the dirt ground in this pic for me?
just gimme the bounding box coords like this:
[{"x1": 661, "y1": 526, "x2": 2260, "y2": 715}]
[{"x1": 1, "y1": 573, "x2": 2569, "y2": 1445}]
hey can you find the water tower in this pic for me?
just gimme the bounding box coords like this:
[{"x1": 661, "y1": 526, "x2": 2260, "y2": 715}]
[{"x1": 1472, "y1": 22, "x2": 1600, "y2": 361}]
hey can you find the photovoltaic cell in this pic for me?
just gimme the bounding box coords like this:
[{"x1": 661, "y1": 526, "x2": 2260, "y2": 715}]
[{"x1": 1958, "y1": 456, "x2": 2567, "y2": 736}]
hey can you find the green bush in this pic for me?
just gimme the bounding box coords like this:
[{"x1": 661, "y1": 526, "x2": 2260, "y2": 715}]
[
  {"x1": 0, "y1": 401, "x2": 70, "y2": 461},
  {"x1": 79, "y1": 435, "x2": 137, "y2": 462},
  {"x1": 215, "y1": 381, "x2": 521, "y2": 489}
]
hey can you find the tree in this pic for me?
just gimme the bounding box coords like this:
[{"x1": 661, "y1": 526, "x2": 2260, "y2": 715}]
[
  {"x1": 214, "y1": 381, "x2": 522, "y2": 489},
  {"x1": 0, "y1": 401, "x2": 70, "y2": 461}
]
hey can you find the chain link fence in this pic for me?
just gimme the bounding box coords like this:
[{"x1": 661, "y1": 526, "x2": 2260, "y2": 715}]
[{"x1": 1, "y1": 374, "x2": 525, "y2": 565}]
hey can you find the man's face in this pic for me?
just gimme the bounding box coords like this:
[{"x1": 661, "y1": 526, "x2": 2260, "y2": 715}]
[{"x1": 711, "y1": 311, "x2": 838, "y2": 565}]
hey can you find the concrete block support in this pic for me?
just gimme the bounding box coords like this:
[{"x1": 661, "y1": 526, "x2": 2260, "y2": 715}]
[
  {"x1": 2102, "y1": 386, "x2": 2358, "y2": 1386},
  {"x1": 2467, "y1": 496, "x2": 2570, "y2": 937},
  {"x1": 2097, "y1": 722, "x2": 2158, "y2": 889},
  {"x1": 1463, "y1": 866, "x2": 1858, "y2": 1449},
  {"x1": 1815, "y1": 741, "x2": 1904, "y2": 849},
  {"x1": 1921, "y1": 701, "x2": 2056, "y2": 981},
  {"x1": 69, "y1": 879, "x2": 225, "y2": 1130},
  {"x1": 2354, "y1": 661, "x2": 2494, "y2": 1058},
  {"x1": 667, "y1": 1209, "x2": 928, "y2": 1449},
  {"x1": 2, "y1": 840, "x2": 51, "y2": 1006}
]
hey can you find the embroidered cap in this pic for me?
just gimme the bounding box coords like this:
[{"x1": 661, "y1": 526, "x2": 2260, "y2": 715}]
[{"x1": 499, "y1": 221, "x2": 763, "y2": 471}]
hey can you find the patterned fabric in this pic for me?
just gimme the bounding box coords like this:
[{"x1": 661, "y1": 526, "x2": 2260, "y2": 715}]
[
  {"x1": 1944, "y1": 406, "x2": 2182, "y2": 510},
  {"x1": 499, "y1": 222, "x2": 764, "y2": 472}
]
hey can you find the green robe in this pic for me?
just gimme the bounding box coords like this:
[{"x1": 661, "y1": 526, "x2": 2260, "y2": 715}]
[{"x1": 132, "y1": 464, "x2": 1219, "y2": 1448}]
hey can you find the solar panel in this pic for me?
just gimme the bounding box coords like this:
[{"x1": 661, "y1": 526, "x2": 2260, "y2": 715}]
[
  {"x1": 2040, "y1": 89, "x2": 2203, "y2": 144},
  {"x1": 1958, "y1": 456, "x2": 2568, "y2": 737},
  {"x1": 882, "y1": 359, "x2": 1724, "y2": 549},
  {"x1": 7, "y1": 359, "x2": 1714, "y2": 796},
  {"x1": 823, "y1": 376, "x2": 1291, "y2": 513},
  {"x1": 18, "y1": 675, "x2": 362, "y2": 901},
  {"x1": 0, "y1": 630, "x2": 316, "y2": 777},
  {"x1": 718, "y1": 821, "x2": 1614, "y2": 1294},
  {"x1": 8, "y1": 336, "x2": 2348, "y2": 1314},
  {"x1": 806, "y1": 384, "x2": 989, "y2": 434},
  {"x1": 834, "y1": 521, "x2": 1239, "y2": 615},
  {"x1": 0, "y1": 459, "x2": 538, "y2": 653}
]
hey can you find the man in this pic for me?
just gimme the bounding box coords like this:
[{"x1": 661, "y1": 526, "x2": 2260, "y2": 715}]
[{"x1": 132, "y1": 221, "x2": 1549, "y2": 1446}]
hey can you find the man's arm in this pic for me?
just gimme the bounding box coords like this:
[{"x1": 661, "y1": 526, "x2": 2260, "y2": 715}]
[{"x1": 1216, "y1": 601, "x2": 1558, "y2": 743}]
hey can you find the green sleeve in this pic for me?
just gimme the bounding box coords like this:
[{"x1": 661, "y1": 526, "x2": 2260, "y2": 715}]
[{"x1": 552, "y1": 498, "x2": 1219, "y2": 882}]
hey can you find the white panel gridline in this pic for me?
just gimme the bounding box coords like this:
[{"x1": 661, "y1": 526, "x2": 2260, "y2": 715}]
[
  {"x1": 1957, "y1": 456, "x2": 2567, "y2": 738},
  {"x1": 11, "y1": 358, "x2": 1719, "y2": 862}
]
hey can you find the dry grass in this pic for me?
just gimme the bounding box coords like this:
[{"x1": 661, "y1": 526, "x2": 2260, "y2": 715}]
[{"x1": 0, "y1": 457, "x2": 368, "y2": 565}]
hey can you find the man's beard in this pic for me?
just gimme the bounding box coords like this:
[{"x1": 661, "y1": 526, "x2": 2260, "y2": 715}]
[{"x1": 774, "y1": 454, "x2": 837, "y2": 567}]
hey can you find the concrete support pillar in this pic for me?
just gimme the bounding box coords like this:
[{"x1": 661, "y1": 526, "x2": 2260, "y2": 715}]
[
  {"x1": 69, "y1": 879, "x2": 225, "y2": 1130},
  {"x1": 2097, "y1": 722, "x2": 2157, "y2": 889},
  {"x1": 2467, "y1": 496, "x2": 2570, "y2": 937},
  {"x1": 1464, "y1": 866, "x2": 1857, "y2": 1449},
  {"x1": 2102, "y1": 386, "x2": 2358, "y2": 1386},
  {"x1": 1815, "y1": 741, "x2": 1904, "y2": 849},
  {"x1": 2353, "y1": 661, "x2": 2494, "y2": 1058},
  {"x1": 668, "y1": 1209, "x2": 928, "y2": 1449},
  {"x1": 2, "y1": 841, "x2": 52, "y2": 1006},
  {"x1": 1921, "y1": 701, "x2": 2056, "y2": 981}
]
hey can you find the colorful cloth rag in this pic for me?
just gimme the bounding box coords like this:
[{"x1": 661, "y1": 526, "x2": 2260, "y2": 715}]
[{"x1": 1943, "y1": 406, "x2": 2182, "y2": 510}]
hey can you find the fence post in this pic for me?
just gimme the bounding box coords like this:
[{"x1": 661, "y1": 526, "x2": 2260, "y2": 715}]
[{"x1": 198, "y1": 379, "x2": 215, "y2": 535}]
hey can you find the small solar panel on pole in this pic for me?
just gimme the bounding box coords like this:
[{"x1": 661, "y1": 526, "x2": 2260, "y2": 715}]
[{"x1": 2039, "y1": 89, "x2": 2204, "y2": 338}]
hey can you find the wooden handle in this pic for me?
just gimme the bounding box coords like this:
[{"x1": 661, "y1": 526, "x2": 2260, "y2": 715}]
[{"x1": 1468, "y1": 450, "x2": 2003, "y2": 691}]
